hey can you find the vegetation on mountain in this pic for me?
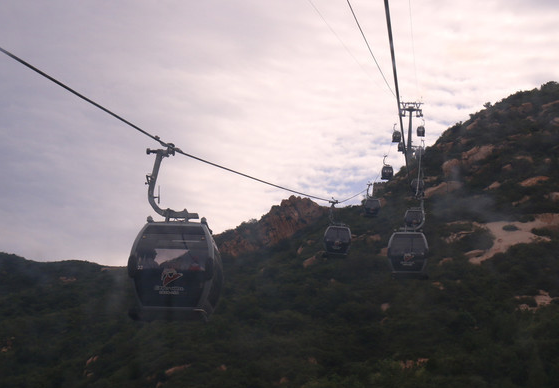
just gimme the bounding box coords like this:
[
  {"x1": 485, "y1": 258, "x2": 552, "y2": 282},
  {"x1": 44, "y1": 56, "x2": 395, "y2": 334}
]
[{"x1": 1, "y1": 82, "x2": 559, "y2": 387}]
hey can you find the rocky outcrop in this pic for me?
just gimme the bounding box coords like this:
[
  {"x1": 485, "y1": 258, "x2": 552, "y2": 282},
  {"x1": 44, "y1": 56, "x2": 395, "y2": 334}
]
[
  {"x1": 218, "y1": 196, "x2": 327, "y2": 257},
  {"x1": 1, "y1": 337, "x2": 14, "y2": 353},
  {"x1": 519, "y1": 176, "x2": 549, "y2": 187},
  {"x1": 424, "y1": 181, "x2": 463, "y2": 198},
  {"x1": 516, "y1": 290, "x2": 558, "y2": 311},
  {"x1": 442, "y1": 159, "x2": 461, "y2": 179},
  {"x1": 165, "y1": 364, "x2": 191, "y2": 377},
  {"x1": 462, "y1": 144, "x2": 495, "y2": 166},
  {"x1": 439, "y1": 144, "x2": 495, "y2": 181}
]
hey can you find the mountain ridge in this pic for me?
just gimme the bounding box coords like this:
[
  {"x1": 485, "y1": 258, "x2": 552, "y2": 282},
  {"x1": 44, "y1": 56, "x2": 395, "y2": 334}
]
[{"x1": 212, "y1": 82, "x2": 559, "y2": 264}]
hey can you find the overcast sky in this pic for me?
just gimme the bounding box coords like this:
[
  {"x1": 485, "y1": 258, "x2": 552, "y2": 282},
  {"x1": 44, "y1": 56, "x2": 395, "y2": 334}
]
[{"x1": 1, "y1": 0, "x2": 558, "y2": 266}]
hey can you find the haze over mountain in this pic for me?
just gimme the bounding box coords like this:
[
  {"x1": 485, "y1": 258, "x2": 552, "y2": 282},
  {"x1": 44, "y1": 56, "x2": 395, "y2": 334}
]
[{"x1": 1, "y1": 82, "x2": 559, "y2": 387}]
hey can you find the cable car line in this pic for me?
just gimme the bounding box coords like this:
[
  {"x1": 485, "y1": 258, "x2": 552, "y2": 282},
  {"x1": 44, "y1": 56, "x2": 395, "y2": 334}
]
[
  {"x1": 338, "y1": 188, "x2": 368, "y2": 204},
  {"x1": 408, "y1": 0, "x2": 420, "y2": 96},
  {"x1": 0, "y1": 46, "x2": 166, "y2": 148},
  {"x1": 412, "y1": 139, "x2": 426, "y2": 198},
  {"x1": 307, "y1": 0, "x2": 389, "y2": 95},
  {"x1": 345, "y1": 0, "x2": 395, "y2": 98},
  {"x1": 383, "y1": 0, "x2": 409, "y2": 179},
  {"x1": 0, "y1": 45, "x2": 369, "y2": 206},
  {"x1": 378, "y1": 0, "x2": 431, "y2": 278}
]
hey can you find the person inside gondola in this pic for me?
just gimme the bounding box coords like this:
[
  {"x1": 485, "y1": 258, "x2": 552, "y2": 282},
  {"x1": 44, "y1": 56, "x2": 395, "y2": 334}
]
[{"x1": 136, "y1": 248, "x2": 158, "y2": 269}]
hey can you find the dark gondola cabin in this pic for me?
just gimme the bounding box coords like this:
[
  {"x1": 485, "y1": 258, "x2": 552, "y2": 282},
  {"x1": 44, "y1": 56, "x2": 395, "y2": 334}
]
[
  {"x1": 128, "y1": 221, "x2": 223, "y2": 322},
  {"x1": 417, "y1": 125, "x2": 425, "y2": 137},
  {"x1": 323, "y1": 225, "x2": 351, "y2": 256},
  {"x1": 404, "y1": 208, "x2": 424, "y2": 229},
  {"x1": 392, "y1": 130, "x2": 401, "y2": 143},
  {"x1": 387, "y1": 231, "x2": 429, "y2": 278},
  {"x1": 363, "y1": 198, "x2": 381, "y2": 217},
  {"x1": 381, "y1": 165, "x2": 394, "y2": 180}
]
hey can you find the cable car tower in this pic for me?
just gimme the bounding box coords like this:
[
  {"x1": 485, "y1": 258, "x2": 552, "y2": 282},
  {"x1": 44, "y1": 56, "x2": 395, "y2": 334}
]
[{"x1": 399, "y1": 101, "x2": 423, "y2": 162}]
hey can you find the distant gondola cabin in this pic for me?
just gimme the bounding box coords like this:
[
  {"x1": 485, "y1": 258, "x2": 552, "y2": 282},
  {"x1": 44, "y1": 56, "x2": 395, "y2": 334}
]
[
  {"x1": 363, "y1": 198, "x2": 381, "y2": 217},
  {"x1": 381, "y1": 165, "x2": 394, "y2": 180},
  {"x1": 323, "y1": 225, "x2": 351, "y2": 256},
  {"x1": 404, "y1": 208, "x2": 424, "y2": 229}
]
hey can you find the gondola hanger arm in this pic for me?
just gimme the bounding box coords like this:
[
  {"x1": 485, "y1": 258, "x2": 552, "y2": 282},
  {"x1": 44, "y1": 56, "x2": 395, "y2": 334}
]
[
  {"x1": 366, "y1": 182, "x2": 373, "y2": 198},
  {"x1": 145, "y1": 146, "x2": 199, "y2": 222}
]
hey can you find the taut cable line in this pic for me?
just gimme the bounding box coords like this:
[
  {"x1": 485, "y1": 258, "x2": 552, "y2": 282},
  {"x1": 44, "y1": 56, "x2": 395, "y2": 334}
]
[
  {"x1": 346, "y1": 0, "x2": 395, "y2": 97},
  {"x1": 0, "y1": 46, "x2": 365, "y2": 205},
  {"x1": 0, "y1": 46, "x2": 166, "y2": 147},
  {"x1": 383, "y1": 0, "x2": 409, "y2": 180}
]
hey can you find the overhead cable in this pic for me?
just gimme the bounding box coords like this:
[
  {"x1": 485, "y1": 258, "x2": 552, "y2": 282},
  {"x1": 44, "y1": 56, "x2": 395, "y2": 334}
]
[
  {"x1": 383, "y1": 0, "x2": 409, "y2": 178},
  {"x1": 408, "y1": 0, "x2": 420, "y2": 96},
  {"x1": 307, "y1": 0, "x2": 390, "y2": 96},
  {"x1": 346, "y1": 0, "x2": 395, "y2": 97},
  {"x1": 338, "y1": 188, "x2": 367, "y2": 204},
  {"x1": 0, "y1": 47, "x2": 168, "y2": 149},
  {"x1": 0, "y1": 46, "x2": 367, "y2": 205}
]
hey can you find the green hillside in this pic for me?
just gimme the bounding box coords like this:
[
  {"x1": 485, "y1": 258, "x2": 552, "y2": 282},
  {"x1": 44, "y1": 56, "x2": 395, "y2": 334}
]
[{"x1": 2, "y1": 82, "x2": 559, "y2": 387}]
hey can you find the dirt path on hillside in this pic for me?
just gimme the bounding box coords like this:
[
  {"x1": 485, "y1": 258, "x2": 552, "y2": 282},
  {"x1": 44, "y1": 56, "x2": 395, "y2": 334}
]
[{"x1": 468, "y1": 213, "x2": 559, "y2": 264}]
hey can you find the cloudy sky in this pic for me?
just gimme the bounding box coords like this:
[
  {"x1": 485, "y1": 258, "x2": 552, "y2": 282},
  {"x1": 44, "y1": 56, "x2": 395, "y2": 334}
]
[{"x1": 1, "y1": 0, "x2": 558, "y2": 266}]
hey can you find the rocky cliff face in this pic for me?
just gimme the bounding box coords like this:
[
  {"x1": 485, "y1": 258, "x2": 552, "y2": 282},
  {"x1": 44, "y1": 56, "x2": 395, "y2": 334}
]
[
  {"x1": 433, "y1": 95, "x2": 559, "y2": 182},
  {"x1": 415, "y1": 82, "x2": 559, "y2": 266},
  {"x1": 423, "y1": 83, "x2": 559, "y2": 199},
  {"x1": 217, "y1": 195, "x2": 327, "y2": 257}
]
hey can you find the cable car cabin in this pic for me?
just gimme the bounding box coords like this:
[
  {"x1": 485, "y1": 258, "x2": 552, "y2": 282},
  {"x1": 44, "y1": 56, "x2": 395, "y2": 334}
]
[
  {"x1": 398, "y1": 142, "x2": 405, "y2": 153},
  {"x1": 381, "y1": 165, "x2": 394, "y2": 180},
  {"x1": 323, "y1": 225, "x2": 351, "y2": 256},
  {"x1": 127, "y1": 221, "x2": 223, "y2": 322},
  {"x1": 404, "y1": 208, "x2": 424, "y2": 229},
  {"x1": 363, "y1": 198, "x2": 381, "y2": 217},
  {"x1": 392, "y1": 131, "x2": 401, "y2": 143},
  {"x1": 417, "y1": 125, "x2": 425, "y2": 137},
  {"x1": 387, "y1": 231, "x2": 429, "y2": 278}
]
